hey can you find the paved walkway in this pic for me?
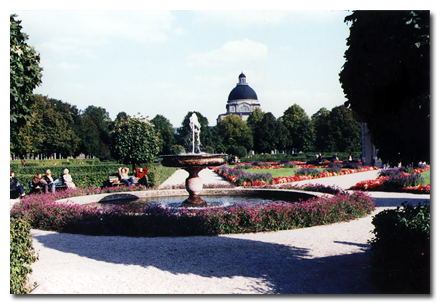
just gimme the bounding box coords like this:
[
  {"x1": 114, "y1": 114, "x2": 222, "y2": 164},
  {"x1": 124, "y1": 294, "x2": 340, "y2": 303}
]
[{"x1": 24, "y1": 168, "x2": 430, "y2": 294}]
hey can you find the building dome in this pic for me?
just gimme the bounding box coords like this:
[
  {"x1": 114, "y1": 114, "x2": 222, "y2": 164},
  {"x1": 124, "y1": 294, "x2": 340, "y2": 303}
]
[
  {"x1": 228, "y1": 85, "x2": 258, "y2": 101},
  {"x1": 227, "y1": 73, "x2": 258, "y2": 101},
  {"x1": 217, "y1": 72, "x2": 261, "y2": 125}
]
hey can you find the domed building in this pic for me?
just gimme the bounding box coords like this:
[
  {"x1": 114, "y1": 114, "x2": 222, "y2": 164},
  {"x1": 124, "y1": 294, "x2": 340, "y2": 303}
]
[{"x1": 217, "y1": 72, "x2": 261, "y2": 124}]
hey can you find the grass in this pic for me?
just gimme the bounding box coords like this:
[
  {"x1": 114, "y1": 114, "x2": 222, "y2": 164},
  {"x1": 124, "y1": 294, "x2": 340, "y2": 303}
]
[{"x1": 421, "y1": 170, "x2": 430, "y2": 185}]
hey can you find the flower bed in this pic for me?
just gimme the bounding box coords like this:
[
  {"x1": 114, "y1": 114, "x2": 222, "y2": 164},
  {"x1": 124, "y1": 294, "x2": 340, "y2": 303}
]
[
  {"x1": 213, "y1": 165, "x2": 379, "y2": 187},
  {"x1": 349, "y1": 166, "x2": 430, "y2": 194},
  {"x1": 10, "y1": 190, "x2": 375, "y2": 237}
]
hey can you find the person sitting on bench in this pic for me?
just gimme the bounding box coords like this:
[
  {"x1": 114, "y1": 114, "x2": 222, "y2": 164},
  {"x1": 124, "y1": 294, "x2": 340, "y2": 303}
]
[
  {"x1": 135, "y1": 167, "x2": 148, "y2": 186},
  {"x1": 44, "y1": 169, "x2": 63, "y2": 193},
  {"x1": 63, "y1": 168, "x2": 76, "y2": 189},
  {"x1": 10, "y1": 171, "x2": 25, "y2": 197},
  {"x1": 32, "y1": 173, "x2": 49, "y2": 193},
  {"x1": 118, "y1": 167, "x2": 134, "y2": 187}
]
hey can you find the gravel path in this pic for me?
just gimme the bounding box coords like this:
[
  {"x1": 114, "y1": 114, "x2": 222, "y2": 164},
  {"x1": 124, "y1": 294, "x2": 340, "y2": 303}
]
[{"x1": 26, "y1": 169, "x2": 430, "y2": 294}]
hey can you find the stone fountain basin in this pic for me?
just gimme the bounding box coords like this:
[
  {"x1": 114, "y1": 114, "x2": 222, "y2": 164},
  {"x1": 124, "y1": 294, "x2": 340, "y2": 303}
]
[
  {"x1": 56, "y1": 188, "x2": 321, "y2": 206},
  {"x1": 159, "y1": 153, "x2": 227, "y2": 168}
]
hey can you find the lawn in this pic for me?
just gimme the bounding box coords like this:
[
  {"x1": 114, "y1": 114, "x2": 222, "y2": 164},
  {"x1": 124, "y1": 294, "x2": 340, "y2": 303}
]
[
  {"x1": 421, "y1": 170, "x2": 430, "y2": 185},
  {"x1": 244, "y1": 168, "x2": 326, "y2": 178}
]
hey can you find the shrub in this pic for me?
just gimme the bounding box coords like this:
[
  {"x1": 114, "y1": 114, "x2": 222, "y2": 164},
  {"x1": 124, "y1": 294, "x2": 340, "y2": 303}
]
[
  {"x1": 343, "y1": 163, "x2": 362, "y2": 170},
  {"x1": 368, "y1": 202, "x2": 430, "y2": 293},
  {"x1": 10, "y1": 218, "x2": 39, "y2": 294},
  {"x1": 382, "y1": 173, "x2": 424, "y2": 189},
  {"x1": 324, "y1": 167, "x2": 342, "y2": 174},
  {"x1": 295, "y1": 167, "x2": 321, "y2": 177}
]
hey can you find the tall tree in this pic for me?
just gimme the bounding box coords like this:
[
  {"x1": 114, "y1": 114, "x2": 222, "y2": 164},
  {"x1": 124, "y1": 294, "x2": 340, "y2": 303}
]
[
  {"x1": 339, "y1": 10, "x2": 430, "y2": 165},
  {"x1": 10, "y1": 14, "x2": 43, "y2": 127},
  {"x1": 11, "y1": 94, "x2": 79, "y2": 158},
  {"x1": 328, "y1": 105, "x2": 361, "y2": 152},
  {"x1": 280, "y1": 104, "x2": 314, "y2": 152},
  {"x1": 311, "y1": 107, "x2": 332, "y2": 152},
  {"x1": 79, "y1": 105, "x2": 112, "y2": 159},
  {"x1": 216, "y1": 114, "x2": 253, "y2": 156},
  {"x1": 253, "y1": 112, "x2": 289, "y2": 154},
  {"x1": 152, "y1": 114, "x2": 176, "y2": 155},
  {"x1": 111, "y1": 114, "x2": 160, "y2": 170}
]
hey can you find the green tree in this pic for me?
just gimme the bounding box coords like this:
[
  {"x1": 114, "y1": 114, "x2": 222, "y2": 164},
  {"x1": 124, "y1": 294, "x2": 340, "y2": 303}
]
[
  {"x1": 215, "y1": 114, "x2": 253, "y2": 156},
  {"x1": 311, "y1": 107, "x2": 332, "y2": 152},
  {"x1": 152, "y1": 114, "x2": 176, "y2": 155},
  {"x1": 280, "y1": 104, "x2": 314, "y2": 152},
  {"x1": 339, "y1": 10, "x2": 430, "y2": 165},
  {"x1": 79, "y1": 106, "x2": 112, "y2": 159},
  {"x1": 40, "y1": 97, "x2": 80, "y2": 157},
  {"x1": 328, "y1": 105, "x2": 361, "y2": 152},
  {"x1": 111, "y1": 114, "x2": 160, "y2": 170},
  {"x1": 253, "y1": 112, "x2": 289, "y2": 154},
  {"x1": 11, "y1": 94, "x2": 79, "y2": 158},
  {"x1": 10, "y1": 14, "x2": 43, "y2": 127}
]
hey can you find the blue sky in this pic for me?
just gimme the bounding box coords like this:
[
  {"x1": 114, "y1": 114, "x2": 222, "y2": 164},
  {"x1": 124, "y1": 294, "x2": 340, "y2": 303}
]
[{"x1": 9, "y1": 6, "x2": 354, "y2": 127}]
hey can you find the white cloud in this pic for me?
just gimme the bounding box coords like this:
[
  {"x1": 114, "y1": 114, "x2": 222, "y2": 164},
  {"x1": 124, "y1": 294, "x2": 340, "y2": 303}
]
[{"x1": 186, "y1": 39, "x2": 268, "y2": 66}]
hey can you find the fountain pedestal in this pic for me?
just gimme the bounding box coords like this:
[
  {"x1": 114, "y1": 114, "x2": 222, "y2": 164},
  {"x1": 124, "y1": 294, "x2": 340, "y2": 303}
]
[
  {"x1": 159, "y1": 154, "x2": 227, "y2": 207},
  {"x1": 182, "y1": 166, "x2": 206, "y2": 206}
]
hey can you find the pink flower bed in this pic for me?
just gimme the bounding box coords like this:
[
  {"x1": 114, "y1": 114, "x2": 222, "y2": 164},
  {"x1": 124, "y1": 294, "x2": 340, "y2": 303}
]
[
  {"x1": 214, "y1": 165, "x2": 379, "y2": 187},
  {"x1": 273, "y1": 166, "x2": 378, "y2": 185},
  {"x1": 349, "y1": 166, "x2": 430, "y2": 194}
]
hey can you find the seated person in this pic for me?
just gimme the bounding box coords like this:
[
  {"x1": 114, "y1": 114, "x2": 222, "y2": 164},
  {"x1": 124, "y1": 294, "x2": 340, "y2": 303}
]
[
  {"x1": 32, "y1": 173, "x2": 49, "y2": 193},
  {"x1": 118, "y1": 167, "x2": 134, "y2": 186},
  {"x1": 10, "y1": 171, "x2": 25, "y2": 197},
  {"x1": 62, "y1": 168, "x2": 76, "y2": 189},
  {"x1": 44, "y1": 169, "x2": 63, "y2": 193},
  {"x1": 135, "y1": 167, "x2": 148, "y2": 186}
]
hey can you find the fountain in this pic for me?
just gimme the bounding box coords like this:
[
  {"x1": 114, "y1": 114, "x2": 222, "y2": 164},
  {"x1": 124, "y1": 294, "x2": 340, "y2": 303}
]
[{"x1": 159, "y1": 113, "x2": 227, "y2": 207}]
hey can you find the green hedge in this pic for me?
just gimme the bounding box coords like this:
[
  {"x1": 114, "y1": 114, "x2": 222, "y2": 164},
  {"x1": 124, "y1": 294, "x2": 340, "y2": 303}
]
[
  {"x1": 368, "y1": 202, "x2": 430, "y2": 293},
  {"x1": 12, "y1": 163, "x2": 177, "y2": 190},
  {"x1": 10, "y1": 218, "x2": 39, "y2": 294}
]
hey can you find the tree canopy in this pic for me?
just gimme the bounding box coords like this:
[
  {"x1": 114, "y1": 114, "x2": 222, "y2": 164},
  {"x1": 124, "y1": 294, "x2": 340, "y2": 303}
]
[
  {"x1": 216, "y1": 114, "x2": 253, "y2": 156},
  {"x1": 10, "y1": 14, "x2": 43, "y2": 127},
  {"x1": 111, "y1": 114, "x2": 160, "y2": 169},
  {"x1": 152, "y1": 114, "x2": 176, "y2": 155},
  {"x1": 253, "y1": 112, "x2": 289, "y2": 154},
  {"x1": 339, "y1": 10, "x2": 430, "y2": 165},
  {"x1": 279, "y1": 104, "x2": 314, "y2": 152}
]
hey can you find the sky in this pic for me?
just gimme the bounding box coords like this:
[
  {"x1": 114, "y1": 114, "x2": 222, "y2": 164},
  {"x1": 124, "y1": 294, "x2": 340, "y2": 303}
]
[{"x1": 9, "y1": 5, "x2": 356, "y2": 128}]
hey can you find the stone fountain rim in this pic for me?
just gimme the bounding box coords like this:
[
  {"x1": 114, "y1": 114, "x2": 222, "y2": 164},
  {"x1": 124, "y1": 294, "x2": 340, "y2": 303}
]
[{"x1": 56, "y1": 188, "x2": 322, "y2": 206}]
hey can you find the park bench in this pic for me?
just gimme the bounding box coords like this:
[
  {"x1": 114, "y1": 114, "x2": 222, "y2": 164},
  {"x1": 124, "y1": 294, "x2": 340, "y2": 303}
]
[
  {"x1": 28, "y1": 180, "x2": 68, "y2": 194},
  {"x1": 109, "y1": 176, "x2": 140, "y2": 186},
  {"x1": 10, "y1": 188, "x2": 22, "y2": 199}
]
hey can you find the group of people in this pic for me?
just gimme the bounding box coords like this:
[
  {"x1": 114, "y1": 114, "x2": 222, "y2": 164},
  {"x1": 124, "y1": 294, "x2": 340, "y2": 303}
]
[
  {"x1": 11, "y1": 166, "x2": 148, "y2": 198},
  {"x1": 118, "y1": 167, "x2": 148, "y2": 187},
  {"x1": 10, "y1": 168, "x2": 76, "y2": 197}
]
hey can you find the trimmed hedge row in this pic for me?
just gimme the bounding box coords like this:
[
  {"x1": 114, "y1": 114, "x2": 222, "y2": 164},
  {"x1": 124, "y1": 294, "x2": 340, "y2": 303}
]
[
  {"x1": 10, "y1": 218, "x2": 39, "y2": 294},
  {"x1": 12, "y1": 163, "x2": 177, "y2": 190},
  {"x1": 368, "y1": 202, "x2": 430, "y2": 294}
]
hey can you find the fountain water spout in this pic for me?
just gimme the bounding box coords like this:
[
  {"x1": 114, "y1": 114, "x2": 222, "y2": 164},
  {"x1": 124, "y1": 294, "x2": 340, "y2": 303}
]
[{"x1": 189, "y1": 112, "x2": 201, "y2": 154}]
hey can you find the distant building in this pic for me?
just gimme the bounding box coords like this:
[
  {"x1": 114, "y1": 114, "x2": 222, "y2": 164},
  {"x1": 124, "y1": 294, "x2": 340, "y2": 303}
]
[{"x1": 217, "y1": 72, "x2": 261, "y2": 124}]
